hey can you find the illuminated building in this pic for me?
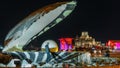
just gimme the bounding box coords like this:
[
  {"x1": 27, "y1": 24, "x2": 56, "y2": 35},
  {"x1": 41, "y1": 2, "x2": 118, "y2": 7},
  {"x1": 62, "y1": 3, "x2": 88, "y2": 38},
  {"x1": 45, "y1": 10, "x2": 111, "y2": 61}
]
[
  {"x1": 74, "y1": 32, "x2": 101, "y2": 48},
  {"x1": 59, "y1": 38, "x2": 73, "y2": 51},
  {"x1": 107, "y1": 40, "x2": 120, "y2": 49}
]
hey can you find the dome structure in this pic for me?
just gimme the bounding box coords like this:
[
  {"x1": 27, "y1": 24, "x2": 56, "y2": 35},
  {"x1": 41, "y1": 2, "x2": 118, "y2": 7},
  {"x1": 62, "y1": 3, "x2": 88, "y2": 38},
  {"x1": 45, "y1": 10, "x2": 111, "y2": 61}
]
[{"x1": 41, "y1": 40, "x2": 58, "y2": 52}]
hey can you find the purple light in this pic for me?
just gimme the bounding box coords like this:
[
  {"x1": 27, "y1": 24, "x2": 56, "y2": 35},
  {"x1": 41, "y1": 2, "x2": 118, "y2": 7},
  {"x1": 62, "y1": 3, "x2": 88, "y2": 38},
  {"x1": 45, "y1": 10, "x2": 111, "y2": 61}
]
[
  {"x1": 115, "y1": 43, "x2": 120, "y2": 49},
  {"x1": 59, "y1": 38, "x2": 73, "y2": 51},
  {"x1": 60, "y1": 42, "x2": 68, "y2": 51}
]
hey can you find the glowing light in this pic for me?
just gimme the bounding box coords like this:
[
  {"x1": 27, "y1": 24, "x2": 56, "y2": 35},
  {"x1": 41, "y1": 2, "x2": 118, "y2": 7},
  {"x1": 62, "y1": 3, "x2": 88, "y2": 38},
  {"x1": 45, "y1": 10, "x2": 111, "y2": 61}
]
[
  {"x1": 115, "y1": 43, "x2": 120, "y2": 49},
  {"x1": 107, "y1": 40, "x2": 120, "y2": 49},
  {"x1": 59, "y1": 38, "x2": 73, "y2": 51}
]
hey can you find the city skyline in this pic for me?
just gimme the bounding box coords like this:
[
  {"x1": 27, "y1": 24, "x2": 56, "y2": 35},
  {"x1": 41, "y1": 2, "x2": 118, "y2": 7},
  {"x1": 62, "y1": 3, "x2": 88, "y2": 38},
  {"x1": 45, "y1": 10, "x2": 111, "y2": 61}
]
[{"x1": 0, "y1": 0, "x2": 120, "y2": 43}]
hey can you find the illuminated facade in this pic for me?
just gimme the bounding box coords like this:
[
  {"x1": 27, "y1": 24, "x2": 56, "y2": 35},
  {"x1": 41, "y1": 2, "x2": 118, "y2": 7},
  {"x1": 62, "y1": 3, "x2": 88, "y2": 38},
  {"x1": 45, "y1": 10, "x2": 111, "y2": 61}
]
[
  {"x1": 107, "y1": 40, "x2": 120, "y2": 49},
  {"x1": 74, "y1": 32, "x2": 101, "y2": 48},
  {"x1": 59, "y1": 38, "x2": 73, "y2": 51}
]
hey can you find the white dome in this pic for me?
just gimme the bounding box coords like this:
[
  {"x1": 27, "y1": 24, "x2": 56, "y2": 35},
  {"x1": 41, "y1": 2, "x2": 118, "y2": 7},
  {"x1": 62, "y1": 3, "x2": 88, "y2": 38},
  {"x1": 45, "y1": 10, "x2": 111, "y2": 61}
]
[
  {"x1": 41, "y1": 40, "x2": 58, "y2": 48},
  {"x1": 41, "y1": 40, "x2": 58, "y2": 52}
]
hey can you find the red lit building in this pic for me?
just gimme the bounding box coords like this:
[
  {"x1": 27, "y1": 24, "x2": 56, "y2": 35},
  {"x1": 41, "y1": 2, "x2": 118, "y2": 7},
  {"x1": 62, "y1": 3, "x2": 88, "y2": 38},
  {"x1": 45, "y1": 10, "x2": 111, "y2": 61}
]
[
  {"x1": 59, "y1": 38, "x2": 73, "y2": 51},
  {"x1": 107, "y1": 40, "x2": 120, "y2": 49}
]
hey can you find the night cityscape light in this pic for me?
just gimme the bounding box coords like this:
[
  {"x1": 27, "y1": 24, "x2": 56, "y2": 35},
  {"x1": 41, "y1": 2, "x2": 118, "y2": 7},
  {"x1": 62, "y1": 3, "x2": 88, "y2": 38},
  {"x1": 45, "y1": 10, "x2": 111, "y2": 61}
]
[{"x1": 0, "y1": 0, "x2": 120, "y2": 68}]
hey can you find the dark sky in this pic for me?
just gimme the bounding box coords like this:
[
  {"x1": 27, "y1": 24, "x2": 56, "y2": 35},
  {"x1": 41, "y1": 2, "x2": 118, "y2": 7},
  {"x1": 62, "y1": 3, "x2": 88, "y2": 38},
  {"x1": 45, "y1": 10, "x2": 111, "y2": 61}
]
[{"x1": 0, "y1": 0, "x2": 120, "y2": 44}]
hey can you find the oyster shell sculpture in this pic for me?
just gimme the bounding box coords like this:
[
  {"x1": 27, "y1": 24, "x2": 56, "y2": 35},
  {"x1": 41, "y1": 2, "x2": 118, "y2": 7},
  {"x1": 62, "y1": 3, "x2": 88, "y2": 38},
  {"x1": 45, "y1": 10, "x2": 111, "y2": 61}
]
[{"x1": 3, "y1": 0, "x2": 77, "y2": 52}]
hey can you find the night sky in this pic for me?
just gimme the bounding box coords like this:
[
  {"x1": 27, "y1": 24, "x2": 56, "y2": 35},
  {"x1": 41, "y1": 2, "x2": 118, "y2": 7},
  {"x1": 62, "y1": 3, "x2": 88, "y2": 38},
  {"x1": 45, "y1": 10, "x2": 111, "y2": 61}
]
[{"x1": 0, "y1": 0, "x2": 120, "y2": 44}]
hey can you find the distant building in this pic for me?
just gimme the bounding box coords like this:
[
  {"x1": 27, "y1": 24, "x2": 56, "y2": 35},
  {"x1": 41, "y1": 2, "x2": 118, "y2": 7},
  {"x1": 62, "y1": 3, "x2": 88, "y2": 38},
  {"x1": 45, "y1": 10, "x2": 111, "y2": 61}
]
[
  {"x1": 74, "y1": 32, "x2": 101, "y2": 48},
  {"x1": 107, "y1": 40, "x2": 120, "y2": 49},
  {"x1": 59, "y1": 38, "x2": 73, "y2": 51}
]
